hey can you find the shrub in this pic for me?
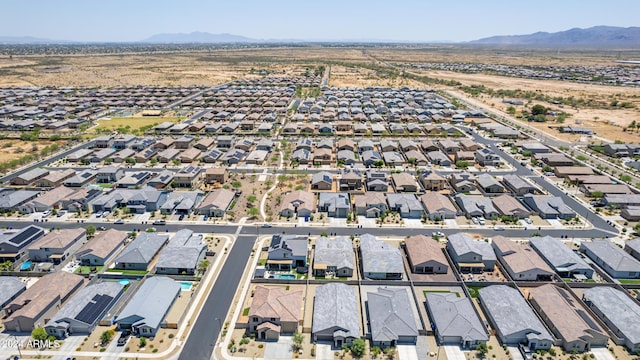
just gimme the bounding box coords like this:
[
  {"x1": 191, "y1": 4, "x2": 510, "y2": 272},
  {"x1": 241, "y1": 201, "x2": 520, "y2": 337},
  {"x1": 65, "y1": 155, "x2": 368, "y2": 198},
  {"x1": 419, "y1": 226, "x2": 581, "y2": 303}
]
[{"x1": 153, "y1": 349, "x2": 158, "y2": 353}]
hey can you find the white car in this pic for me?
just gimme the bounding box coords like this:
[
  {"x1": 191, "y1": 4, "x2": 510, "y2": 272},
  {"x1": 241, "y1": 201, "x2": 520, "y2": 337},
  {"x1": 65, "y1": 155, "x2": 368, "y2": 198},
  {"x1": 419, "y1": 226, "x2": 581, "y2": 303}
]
[
  {"x1": 261, "y1": 223, "x2": 273, "y2": 228},
  {"x1": 494, "y1": 226, "x2": 505, "y2": 231},
  {"x1": 41, "y1": 210, "x2": 51, "y2": 218}
]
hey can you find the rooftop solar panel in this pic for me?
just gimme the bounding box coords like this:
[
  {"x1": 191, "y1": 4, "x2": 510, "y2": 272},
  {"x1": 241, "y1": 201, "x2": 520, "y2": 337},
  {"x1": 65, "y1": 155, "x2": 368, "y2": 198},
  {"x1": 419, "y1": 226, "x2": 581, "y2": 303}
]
[
  {"x1": 74, "y1": 294, "x2": 114, "y2": 324},
  {"x1": 10, "y1": 226, "x2": 44, "y2": 245}
]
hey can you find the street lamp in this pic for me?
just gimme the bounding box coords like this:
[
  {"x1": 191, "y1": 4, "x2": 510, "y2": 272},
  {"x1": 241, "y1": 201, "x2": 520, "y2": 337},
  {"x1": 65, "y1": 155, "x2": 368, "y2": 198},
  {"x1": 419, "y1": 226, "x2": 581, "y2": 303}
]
[{"x1": 14, "y1": 335, "x2": 22, "y2": 358}]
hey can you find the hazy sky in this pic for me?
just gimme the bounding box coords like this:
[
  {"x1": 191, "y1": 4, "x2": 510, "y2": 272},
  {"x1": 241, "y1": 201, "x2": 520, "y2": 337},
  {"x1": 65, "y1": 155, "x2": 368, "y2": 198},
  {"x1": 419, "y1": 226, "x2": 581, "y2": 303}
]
[{"x1": 2, "y1": 0, "x2": 639, "y2": 42}]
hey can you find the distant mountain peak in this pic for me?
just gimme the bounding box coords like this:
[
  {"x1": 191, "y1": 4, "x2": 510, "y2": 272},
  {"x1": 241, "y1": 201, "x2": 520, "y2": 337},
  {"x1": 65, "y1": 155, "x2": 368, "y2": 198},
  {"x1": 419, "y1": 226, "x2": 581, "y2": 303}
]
[
  {"x1": 141, "y1": 32, "x2": 255, "y2": 43},
  {"x1": 470, "y1": 26, "x2": 640, "y2": 47}
]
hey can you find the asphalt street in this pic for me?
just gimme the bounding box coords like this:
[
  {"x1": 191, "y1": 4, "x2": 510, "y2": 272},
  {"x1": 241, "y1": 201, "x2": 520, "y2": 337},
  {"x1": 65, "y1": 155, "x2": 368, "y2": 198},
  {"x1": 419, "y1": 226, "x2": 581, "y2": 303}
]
[{"x1": 177, "y1": 234, "x2": 256, "y2": 360}]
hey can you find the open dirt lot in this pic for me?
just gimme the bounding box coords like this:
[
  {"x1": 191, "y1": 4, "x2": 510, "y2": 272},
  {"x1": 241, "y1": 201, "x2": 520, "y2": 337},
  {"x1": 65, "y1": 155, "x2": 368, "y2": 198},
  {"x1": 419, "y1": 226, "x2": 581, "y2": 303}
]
[{"x1": 0, "y1": 139, "x2": 65, "y2": 163}]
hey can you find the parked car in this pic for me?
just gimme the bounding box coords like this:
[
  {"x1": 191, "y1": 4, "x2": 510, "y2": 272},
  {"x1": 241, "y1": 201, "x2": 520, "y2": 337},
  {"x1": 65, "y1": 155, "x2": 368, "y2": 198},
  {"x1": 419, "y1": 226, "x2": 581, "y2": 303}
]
[
  {"x1": 493, "y1": 226, "x2": 505, "y2": 231},
  {"x1": 152, "y1": 220, "x2": 166, "y2": 225},
  {"x1": 56, "y1": 210, "x2": 66, "y2": 217},
  {"x1": 97, "y1": 226, "x2": 107, "y2": 231},
  {"x1": 178, "y1": 214, "x2": 185, "y2": 221},
  {"x1": 432, "y1": 231, "x2": 445, "y2": 237},
  {"x1": 117, "y1": 331, "x2": 131, "y2": 346},
  {"x1": 42, "y1": 210, "x2": 51, "y2": 218},
  {"x1": 261, "y1": 223, "x2": 273, "y2": 228},
  {"x1": 472, "y1": 217, "x2": 479, "y2": 225},
  {"x1": 114, "y1": 219, "x2": 124, "y2": 225},
  {"x1": 95, "y1": 211, "x2": 103, "y2": 218}
]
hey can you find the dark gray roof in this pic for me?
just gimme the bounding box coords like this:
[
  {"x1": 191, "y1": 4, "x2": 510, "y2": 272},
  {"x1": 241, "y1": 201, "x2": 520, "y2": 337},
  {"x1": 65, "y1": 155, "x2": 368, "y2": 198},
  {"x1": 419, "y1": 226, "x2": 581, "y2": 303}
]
[
  {"x1": 425, "y1": 293, "x2": 488, "y2": 342},
  {"x1": 581, "y1": 240, "x2": 640, "y2": 272},
  {"x1": 583, "y1": 287, "x2": 640, "y2": 346},
  {"x1": 360, "y1": 234, "x2": 404, "y2": 276},
  {"x1": 115, "y1": 232, "x2": 168, "y2": 265},
  {"x1": 48, "y1": 282, "x2": 123, "y2": 326},
  {"x1": 368, "y1": 287, "x2": 418, "y2": 342},
  {"x1": 0, "y1": 277, "x2": 26, "y2": 307},
  {"x1": 116, "y1": 276, "x2": 180, "y2": 330},
  {"x1": 478, "y1": 285, "x2": 552, "y2": 342},
  {"x1": 269, "y1": 234, "x2": 308, "y2": 257},
  {"x1": 312, "y1": 283, "x2": 359, "y2": 338},
  {"x1": 529, "y1": 236, "x2": 592, "y2": 274}
]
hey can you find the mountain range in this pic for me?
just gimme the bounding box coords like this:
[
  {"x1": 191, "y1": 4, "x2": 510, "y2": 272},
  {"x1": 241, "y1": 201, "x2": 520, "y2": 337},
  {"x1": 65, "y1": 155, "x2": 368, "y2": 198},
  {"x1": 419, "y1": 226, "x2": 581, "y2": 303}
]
[
  {"x1": 469, "y1": 26, "x2": 640, "y2": 46},
  {"x1": 2, "y1": 26, "x2": 640, "y2": 46}
]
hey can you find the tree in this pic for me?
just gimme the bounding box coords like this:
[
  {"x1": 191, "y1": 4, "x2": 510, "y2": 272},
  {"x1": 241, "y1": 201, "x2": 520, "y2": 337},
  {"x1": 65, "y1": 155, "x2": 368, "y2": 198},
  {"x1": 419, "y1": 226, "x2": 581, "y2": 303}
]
[
  {"x1": 85, "y1": 225, "x2": 96, "y2": 237},
  {"x1": 139, "y1": 337, "x2": 147, "y2": 348},
  {"x1": 100, "y1": 329, "x2": 114, "y2": 345},
  {"x1": 455, "y1": 160, "x2": 470, "y2": 169},
  {"x1": 590, "y1": 191, "x2": 604, "y2": 200},
  {"x1": 232, "y1": 181, "x2": 242, "y2": 188},
  {"x1": 198, "y1": 259, "x2": 210, "y2": 270},
  {"x1": 531, "y1": 104, "x2": 547, "y2": 116},
  {"x1": 31, "y1": 327, "x2": 48, "y2": 341},
  {"x1": 350, "y1": 338, "x2": 366, "y2": 357},
  {"x1": 506, "y1": 106, "x2": 516, "y2": 115},
  {"x1": 476, "y1": 342, "x2": 488, "y2": 358},
  {"x1": 248, "y1": 207, "x2": 260, "y2": 217},
  {"x1": 292, "y1": 332, "x2": 304, "y2": 352},
  {"x1": 247, "y1": 195, "x2": 257, "y2": 204}
]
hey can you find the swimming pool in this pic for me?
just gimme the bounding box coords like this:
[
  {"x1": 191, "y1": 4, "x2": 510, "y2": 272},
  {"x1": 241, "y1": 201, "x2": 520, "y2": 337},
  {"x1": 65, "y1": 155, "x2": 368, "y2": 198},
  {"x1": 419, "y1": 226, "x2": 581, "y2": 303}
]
[
  {"x1": 274, "y1": 274, "x2": 296, "y2": 280},
  {"x1": 20, "y1": 261, "x2": 32, "y2": 271},
  {"x1": 180, "y1": 281, "x2": 193, "y2": 291},
  {"x1": 119, "y1": 279, "x2": 130, "y2": 286}
]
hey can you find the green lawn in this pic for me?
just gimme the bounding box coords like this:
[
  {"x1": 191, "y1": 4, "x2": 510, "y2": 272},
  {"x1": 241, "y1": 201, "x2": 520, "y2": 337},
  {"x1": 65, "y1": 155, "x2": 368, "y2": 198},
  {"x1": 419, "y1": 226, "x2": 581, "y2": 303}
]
[
  {"x1": 466, "y1": 286, "x2": 484, "y2": 298},
  {"x1": 258, "y1": 259, "x2": 267, "y2": 266},
  {"x1": 242, "y1": 307, "x2": 250, "y2": 316},
  {"x1": 93, "y1": 116, "x2": 183, "y2": 133},
  {"x1": 105, "y1": 268, "x2": 148, "y2": 275},
  {"x1": 618, "y1": 279, "x2": 640, "y2": 285},
  {"x1": 74, "y1": 265, "x2": 103, "y2": 274}
]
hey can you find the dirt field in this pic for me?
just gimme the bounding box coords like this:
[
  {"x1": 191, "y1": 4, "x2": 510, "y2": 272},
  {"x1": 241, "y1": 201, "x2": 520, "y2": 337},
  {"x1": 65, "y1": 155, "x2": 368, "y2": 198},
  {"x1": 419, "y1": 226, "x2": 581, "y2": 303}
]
[
  {"x1": 0, "y1": 139, "x2": 65, "y2": 163},
  {"x1": 330, "y1": 64, "x2": 427, "y2": 89}
]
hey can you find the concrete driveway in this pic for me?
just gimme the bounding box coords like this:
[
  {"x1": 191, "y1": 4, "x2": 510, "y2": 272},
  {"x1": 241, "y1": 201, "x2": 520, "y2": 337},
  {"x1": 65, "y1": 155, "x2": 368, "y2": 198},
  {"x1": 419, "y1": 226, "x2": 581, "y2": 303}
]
[
  {"x1": 398, "y1": 344, "x2": 419, "y2": 360},
  {"x1": 591, "y1": 347, "x2": 615, "y2": 360},
  {"x1": 264, "y1": 336, "x2": 293, "y2": 360},
  {"x1": 444, "y1": 345, "x2": 466, "y2": 360},
  {"x1": 315, "y1": 342, "x2": 334, "y2": 360},
  {"x1": 508, "y1": 346, "x2": 524, "y2": 360}
]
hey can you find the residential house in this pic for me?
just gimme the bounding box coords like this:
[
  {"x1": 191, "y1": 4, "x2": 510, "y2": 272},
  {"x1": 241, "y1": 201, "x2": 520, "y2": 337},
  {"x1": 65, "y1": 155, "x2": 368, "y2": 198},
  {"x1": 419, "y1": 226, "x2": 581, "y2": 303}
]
[
  {"x1": 476, "y1": 174, "x2": 504, "y2": 194},
  {"x1": 2, "y1": 272, "x2": 84, "y2": 332},
  {"x1": 75, "y1": 229, "x2": 127, "y2": 266},
  {"x1": 174, "y1": 135, "x2": 194, "y2": 149},
  {"x1": 362, "y1": 150, "x2": 382, "y2": 167},
  {"x1": 312, "y1": 283, "x2": 360, "y2": 347},
  {"x1": 625, "y1": 238, "x2": 640, "y2": 261},
  {"x1": 354, "y1": 192, "x2": 387, "y2": 218},
  {"x1": 428, "y1": 150, "x2": 451, "y2": 167},
  {"x1": 386, "y1": 194, "x2": 423, "y2": 219},
  {"x1": 580, "y1": 241, "x2": 640, "y2": 279},
  {"x1": 28, "y1": 228, "x2": 86, "y2": 264},
  {"x1": 360, "y1": 234, "x2": 403, "y2": 280},
  {"x1": 367, "y1": 287, "x2": 418, "y2": 347},
  {"x1": 178, "y1": 148, "x2": 202, "y2": 163},
  {"x1": 96, "y1": 166, "x2": 124, "y2": 183},
  {"x1": 391, "y1": 173, "x2": 419, "y2": 192},
  {"x1": 313, "y1": 236, "x2": 354, "y2": 277},
  {"x1": 66, "y1": 149, "x2": 93, "y2": 163},
  {"x1": 478, "y1": 285, "x2": 553, "y2": 350},
  {"x1": 311, "y1": 171, "x2": 333, "y2": 190},
  {"x1": 173, "y1": 165, "x2": 202, "y2": 188},
  {"x1": 116, "y1": 172, "x2": 152, "y2": 189},
  {"x1": 502, "y1": 174, "x2": 536, "y2": 195},
  {"x1": 155, "y1": 229, "x2": 206, "y2": 275},
  {"x1": 248, "y1": 286, "x2": 303, "y2": 340},
  {"x1": 91, "y1": 187, "x2": 167, "y2": 214},
  {"x1": 63, "y1": 170, "x2": 96, "y2": 187},
  {"x1": 382, "y1": 151, "x2": 404, "y2": 166},
  {"x1": 337, "y1": 150, "x2": 357, "y2": 165},
  {"x1": 492, "y1": 194, "x2": 531, "y2": 219},
  {"x1": 491, "y1": 236, "x2": 554, "y2": 281},
  {"x1": 11, "y1": 168, "x2": 49, "y2": 186},
  {"x1": 160, "y1": 190, "x2": 203, "y2": 215},
  {"x1": 148, "y1": 170, "x2": 174, "y2": 189},
  {"x1": 36, "y1": 169, "x2": 75, "y2": 188},
  {"x1": 196, "y1": 188, "x2": 235, "y2": 217},
  {"x1": 419, "y1": 171, "x2": 448, "y2": 191},
  {"x1": 522, "y1": 194, "x2": 576, "y2": 219},
  {"x1": 154, "y1": 137, "x2": 175, "y2": 149},
  {"x1": 405, "y1": 235, "x2": 449, "y2": 274},
  {"x1": 420, "y1": 193, "x2": 457, "y2": 220},
  {"x1": 475, "y1": 149, "x2": 500, "y2": 166},
  {"x1": 194, "y1": 137, "x2": 215, "y2": 151},
  {"x1": 318, "y1": 193, "x2": 350, "y2": 218},
  {"x1": 529, "y1": 236, "x2": 593, "y2": 278},
  {"x1": 115, "y1": 276, "x2": 181, "y2": 337},
  {"x1": 0, "y1": 278, "x2": 26, "y2": 318},
  {"x1": 446, "y1": 233, "x2": 496, "y2": 273},
  {"x1": 0, "y1": 225, "x2": 45, "y2": 262},
  {"x1": 454, "y1": 194, "x2": 499, "y2": 219},
  {"x1": 114, "y1": 232, "x2": 168, "y2": 270},
  {"x1": 528, "y1": 284, "x2": 608, "y2": 352},
  {"x1": 279, "y1": 190, "x2": 316, "y2": 218},
  {"x1": 134, "y1": 147, "x2": 158, "y2": 163},
  {"x1": 291, "y1": 148, "x2": 311, "y2": 164},
  {"x1": 90, "y1": 148, "x2": 116, "y2": 163},
  {"x1": 337, "y1": 139, "x2": 356, "y2": 152},
  {"x1": 205, "y1": 168, "x2": 228, "y2": 184},
  {"x1": 267, "y1": 234, "x2": 308, "y2": 271},
  {"x1": 582, "y1": 287, "x2": 640, "y2": 353},
  {"x1": 339, "y1": 169, "x2": 363, "y2": 191},
  {"x1": 425, "y1": 293, "x2": 488, "y2": 348},
  {"x1": 45, "y1": 282, "x2": 124, "y2": 338}
]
